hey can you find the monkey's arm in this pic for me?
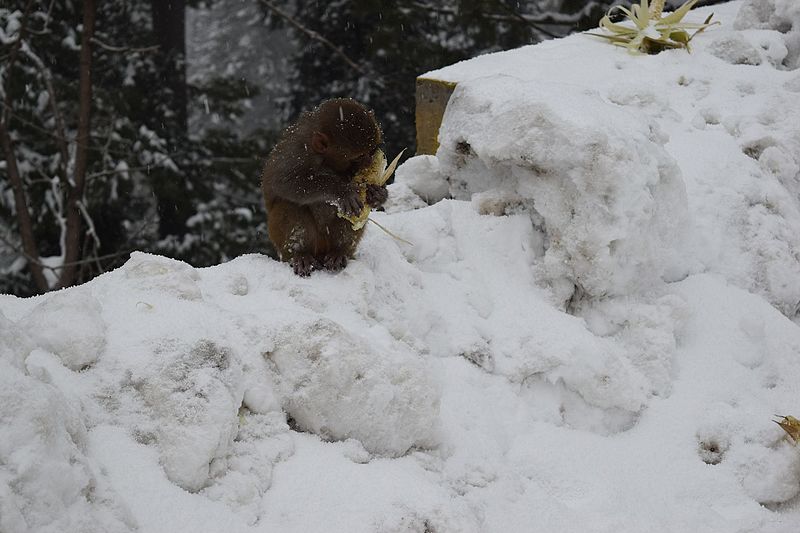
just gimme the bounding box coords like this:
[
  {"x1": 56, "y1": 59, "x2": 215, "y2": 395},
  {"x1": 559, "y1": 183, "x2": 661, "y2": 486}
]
[{"x1": 271, "y1": 168, "x2": 363, "y2": 216}]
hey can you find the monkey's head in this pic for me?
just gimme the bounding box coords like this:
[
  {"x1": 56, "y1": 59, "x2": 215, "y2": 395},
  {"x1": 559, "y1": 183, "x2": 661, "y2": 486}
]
[{"x1": 309, "y1": 98, "x2": 383, "y2": 175}]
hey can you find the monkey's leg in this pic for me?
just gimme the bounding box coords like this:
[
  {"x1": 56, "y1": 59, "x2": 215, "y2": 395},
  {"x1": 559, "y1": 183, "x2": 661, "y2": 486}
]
[
  {"x1": 320, "y1": 218, "x2": 366, "y2": 272},
  {"x1": 267, "y1": 200, "x2": 322, "y2": 276}
]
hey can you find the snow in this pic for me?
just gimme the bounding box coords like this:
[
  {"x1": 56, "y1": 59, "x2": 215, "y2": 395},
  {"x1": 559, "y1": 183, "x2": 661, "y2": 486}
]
[
  {"x1": 415, "y1": 0, "x2": 800, "y2": 316},
  {"x1": 2, "y1": 1, "x2": 800, "y2": 531},
  {"x1": 21, "y1": 289, "x2": 106, "y2": 371}
]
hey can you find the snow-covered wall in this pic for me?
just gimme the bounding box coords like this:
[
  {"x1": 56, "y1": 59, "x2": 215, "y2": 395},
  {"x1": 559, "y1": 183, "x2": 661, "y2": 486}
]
[
  {"x1": 440, "y1": 76, "x2": 687, "y2": 300},
  {"x1": 402, "y1": 0, "x2": 800, "y2": 317}
]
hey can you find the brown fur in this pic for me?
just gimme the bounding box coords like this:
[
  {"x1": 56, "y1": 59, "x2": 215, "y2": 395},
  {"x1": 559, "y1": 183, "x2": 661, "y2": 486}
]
[{"x1": 261, "y1": 98, "x2": 384, "y2": 276}]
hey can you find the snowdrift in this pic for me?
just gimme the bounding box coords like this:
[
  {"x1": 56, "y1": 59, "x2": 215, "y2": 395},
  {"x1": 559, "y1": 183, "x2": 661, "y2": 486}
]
[{"x1": 2, "y1": 1, "x2": 800, "y2": 532}]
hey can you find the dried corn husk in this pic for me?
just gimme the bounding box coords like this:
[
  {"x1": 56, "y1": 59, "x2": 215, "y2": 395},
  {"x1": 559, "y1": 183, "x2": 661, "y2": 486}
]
[
  {"x1": 338, "y1": 149, "x2": 405, "y2": 230},
  {"x1": 589, "y1": 0, "x2": 718, "y2": 55},
  {"x1": 775, "y1": 415, "x2": 800, "y2": 445}
]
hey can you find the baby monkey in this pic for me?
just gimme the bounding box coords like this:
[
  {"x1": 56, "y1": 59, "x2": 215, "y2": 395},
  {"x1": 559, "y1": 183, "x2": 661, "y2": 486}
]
[{"x1": 261, "y1": 98, "x2": 388, "y2": 276}]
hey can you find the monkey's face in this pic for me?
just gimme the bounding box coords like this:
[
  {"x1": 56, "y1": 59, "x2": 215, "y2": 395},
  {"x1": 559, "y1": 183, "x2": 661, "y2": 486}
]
[
  {"x1": 323, "y1": 144, "x2": 377, "y2": 176},
  {"x1": 309, "y1": 99, "x2": 382, "y2": 177}
]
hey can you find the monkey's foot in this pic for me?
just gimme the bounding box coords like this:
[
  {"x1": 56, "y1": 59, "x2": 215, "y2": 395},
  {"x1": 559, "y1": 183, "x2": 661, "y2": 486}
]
[
  {"x1": 291, "y1": 254, "x2": 318, "y2": 277},
  {"x1": 322, "y1": 253, "x2": 348, "y2": 272}
]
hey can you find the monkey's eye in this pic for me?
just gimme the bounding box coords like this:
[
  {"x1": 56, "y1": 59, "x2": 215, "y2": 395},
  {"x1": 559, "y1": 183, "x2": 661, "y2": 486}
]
[{"x1": 353, "y1": 153, "x2": 372, "y2": 169}]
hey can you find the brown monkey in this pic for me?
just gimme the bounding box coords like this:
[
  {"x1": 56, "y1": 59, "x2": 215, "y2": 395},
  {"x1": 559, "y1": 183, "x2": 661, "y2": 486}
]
[{"x1": 261, "y1": 98, "x2": 388, "y2": 276}]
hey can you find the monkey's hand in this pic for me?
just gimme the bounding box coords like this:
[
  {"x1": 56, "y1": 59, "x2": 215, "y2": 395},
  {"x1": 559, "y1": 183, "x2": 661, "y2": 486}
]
[
  {"x1": 365, "y1": 183, "x2": 388, "y2": 208},
  {"x1": 338, "y1": 189, "x2": 364, "y2": 218}
]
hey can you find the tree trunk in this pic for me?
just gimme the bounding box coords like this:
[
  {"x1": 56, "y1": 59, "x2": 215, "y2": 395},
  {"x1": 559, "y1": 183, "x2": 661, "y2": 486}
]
[
  {"x1": 151, "y1": 0, "x2": 187, "y2": 131},
  {"x1": 0, "y1": 126, "x2": 49, "y2": 293},
  {"x1": 150, "y1": 0, "x2": 191, "y2": 239},
  {"x1": 59, "y1": 0, "x2": 96, "y2": 288},
  {"x1": 0, "y1": 0, "x2": 48, "y2": 293}
]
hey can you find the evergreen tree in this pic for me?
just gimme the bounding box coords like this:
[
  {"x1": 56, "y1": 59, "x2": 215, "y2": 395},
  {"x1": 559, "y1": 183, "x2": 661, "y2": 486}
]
[
  {"x1": 1, "y1": 0, "x2": 624, "y2": 296},
  {"x1": 0, "y1": 0, "x2": 272, "y2": 295}
]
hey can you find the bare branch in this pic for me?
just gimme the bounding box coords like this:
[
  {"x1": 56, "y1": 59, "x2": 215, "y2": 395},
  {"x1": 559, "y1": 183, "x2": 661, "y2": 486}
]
[
  {"x1": 77, "y1": 199, "x2": 101, "y2": 250},
  {"x1": 259, "y1": 0, "x2": 364, "y2": 74},
  {"x1": 26, "y1": 0, "x2": 57, "y2": 35},
  {"x1": 0, "y1": 101, "x2": 66, "y2": 138},
  {"x1": 0, "y1": 230, "x2": 133, "y2": 272},
  {"x1": 410, "y1": 1, "x2": 602, "y2": 29},
  {"x1": 487, "y1": 0, "x2": 560, "y2": 39},
  {"x1": 90, "y1": 37, "x2": 159, "y2": 54},
  {"x1": 43, "y1": 0, "x2": 56, "y2": 32},
  {"x1": 207, "y1": 156, "x2": 261, "y2": 164},
  {"x1": 0, "y1": 102, "x2": 140, "y2": 162},
  {"x1": 86, "y1": 165, "x2": 149, "y2": 180}
]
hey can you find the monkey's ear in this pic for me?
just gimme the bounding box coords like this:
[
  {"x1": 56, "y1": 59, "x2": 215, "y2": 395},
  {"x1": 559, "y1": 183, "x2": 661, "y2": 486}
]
[{"x1": 311, "y1": 132, "x2": 329, "y2": 154}]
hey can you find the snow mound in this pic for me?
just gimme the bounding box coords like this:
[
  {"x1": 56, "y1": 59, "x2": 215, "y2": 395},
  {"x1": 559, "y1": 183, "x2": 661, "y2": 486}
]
[
  {"x1": 406, "y1": 0, "x2": 800, "y2": 319},
  {"x1": 401, "y1": 77, "x2": 689, "y2": 301},
  {"x1": 3, "y1": 2, "x2": 800, "y2": 532},
  {"x1": 736, "y1": 0, "x2": 800, "y2": 68},
  {"x1": 675, "y1": 274, "x2": 800, "y2": 507},
  {"x1": 85, "y1": 253, "x2": 248, "y2": 492},
  {"x1": 270, "y1": 318, "x2": 440, "y2": 456},
  {"x1": 133, "y1": 338, "x2": 243, "y2": 491},
  {"x1": 0, "y1": 310, "x2": 30, "y2": 368},
  {"x1": 0, "y1": 360, "x2": 133, "y2": 533},
  {"x1": 21, "y1": 288, "x2": 106, "y2": 371},
  {"x1": 394, "y1": 154, "x2": 448, "y2": 204},
  {"x1": 122, "y1": 250, "x2": 204, "y2": 300},
  {"x1": 383, "y1": 182, "x2": 429, "y2": 213},
  {"x1": 365, "y1": 200, "x2": 668, "y2": 427}
]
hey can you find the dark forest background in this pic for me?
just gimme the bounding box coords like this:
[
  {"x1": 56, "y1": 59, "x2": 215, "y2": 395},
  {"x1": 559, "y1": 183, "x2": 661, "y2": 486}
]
[{"x1": 0, "y1": 0, "x2": 727, "y2": 296}]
